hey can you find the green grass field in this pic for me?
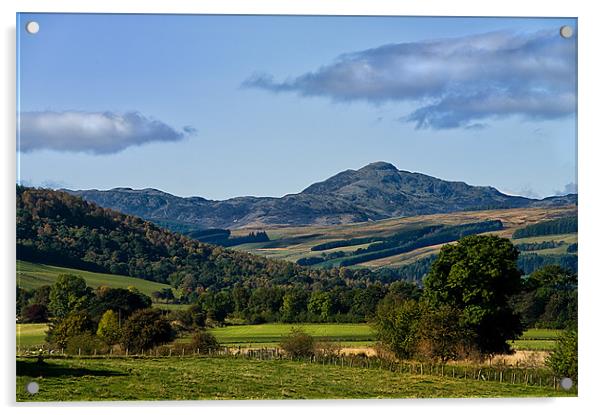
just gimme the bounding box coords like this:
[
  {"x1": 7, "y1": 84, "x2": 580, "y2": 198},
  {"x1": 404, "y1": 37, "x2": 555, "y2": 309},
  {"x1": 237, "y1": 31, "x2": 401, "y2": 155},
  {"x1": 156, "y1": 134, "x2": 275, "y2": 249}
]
[
  {"x1": 209, "y1": 323, "x2": 374, "y2": 345},
  {"x1": 16, "y1": 356, "x2": 574, "y2": 401},
  {"x1": 519, "y1": 329, "x2": 564, "y2": 340},
  {"x1": 16, "y1": 322, "x2": 562, "y2": 351},
  {"x1": 509, "y1": 340, "x2": 558, "y2": 351},
  {"x1": 508, "y1": 329, "x2": 563, "y2": 350},
  {"x1": 17, "y1": 323, "x2": 48, "y2": 348},
  {"x1": 17, "y1": 260, "x2": 172, "y2": 298}
]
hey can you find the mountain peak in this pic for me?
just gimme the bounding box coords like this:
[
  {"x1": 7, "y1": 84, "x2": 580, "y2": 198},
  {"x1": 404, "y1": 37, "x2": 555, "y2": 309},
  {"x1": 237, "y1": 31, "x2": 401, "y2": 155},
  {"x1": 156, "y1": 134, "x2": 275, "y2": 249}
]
[
  {"x1": 360, "y1": 161, "x2": 399, "y2": 171},
  {"x1": 68, "y1": 164, "x2": 576, "y2": 229}
]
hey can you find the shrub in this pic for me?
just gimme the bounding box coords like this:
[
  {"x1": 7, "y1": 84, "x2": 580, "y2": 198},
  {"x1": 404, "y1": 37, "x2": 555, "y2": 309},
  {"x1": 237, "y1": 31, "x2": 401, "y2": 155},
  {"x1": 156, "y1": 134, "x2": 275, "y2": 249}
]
[
  {"x1": 189, "y1": 330, "x2": 220, "y2": 354},
  {"x1": 415, "y1": 304, "x2": 475, "y2": 363},
  {"x1": 546, "y1": 329, "x2": 578, "y2": 382},
  {"x1": 65, "y1": 333, "x2": 108, "y2": 355},
  {"x1": 374, "y1": 299, "x2": 477, "y2": 362},
  {"x1": 121, "y1": 308, "x2": 175, "y2": 353},
  {"x1": 279, "y1": 328, "x2": 315, "y2": 358}
]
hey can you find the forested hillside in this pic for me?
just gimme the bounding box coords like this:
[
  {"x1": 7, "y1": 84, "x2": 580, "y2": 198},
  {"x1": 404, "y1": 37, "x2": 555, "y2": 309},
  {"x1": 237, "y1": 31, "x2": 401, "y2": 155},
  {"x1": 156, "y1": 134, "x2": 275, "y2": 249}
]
[
  {"x1": 16, "y1": 187, "x2": 413, "y2": 296},
  {"x1": 17, "y1": 187, "x2": 331, "y2": 290}
]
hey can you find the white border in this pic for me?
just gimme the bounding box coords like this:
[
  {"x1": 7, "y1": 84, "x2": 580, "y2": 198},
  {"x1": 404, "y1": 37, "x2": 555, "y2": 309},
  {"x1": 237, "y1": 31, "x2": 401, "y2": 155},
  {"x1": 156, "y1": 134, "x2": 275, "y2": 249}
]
[{"x1": 2, "y1": 1, "x2": 601, "y2": 414}]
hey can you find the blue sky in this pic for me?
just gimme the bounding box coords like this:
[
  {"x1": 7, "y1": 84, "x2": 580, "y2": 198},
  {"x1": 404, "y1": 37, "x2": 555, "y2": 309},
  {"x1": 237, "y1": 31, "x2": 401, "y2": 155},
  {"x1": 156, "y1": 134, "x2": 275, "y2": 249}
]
[{"x1": 17, "y1": 14, "x2": 577, "y2": 200}]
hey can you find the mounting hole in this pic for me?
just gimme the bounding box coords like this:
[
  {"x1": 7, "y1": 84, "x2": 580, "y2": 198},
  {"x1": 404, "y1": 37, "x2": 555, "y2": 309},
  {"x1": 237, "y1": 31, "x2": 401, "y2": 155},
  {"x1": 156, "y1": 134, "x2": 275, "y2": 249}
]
[
  {"x1": 26, "y1": 381, "x2": 39, "y2": 394},
  {"x1": 25, "y1": 21, "x2": 40, "y2": 35},
  {"x1": 560, "y1": 377, "x2": 574, "y2": 390},
  {"x1": 560, "y1": 25, "x2": 573, "y2": 39}
]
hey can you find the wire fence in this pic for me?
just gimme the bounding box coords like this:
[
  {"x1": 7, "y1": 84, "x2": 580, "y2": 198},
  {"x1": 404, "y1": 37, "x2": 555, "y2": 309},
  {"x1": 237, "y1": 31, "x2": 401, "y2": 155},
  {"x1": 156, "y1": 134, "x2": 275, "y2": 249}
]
[{"x1": 17, "y1": 345, "x2": 566, "y2": 391}]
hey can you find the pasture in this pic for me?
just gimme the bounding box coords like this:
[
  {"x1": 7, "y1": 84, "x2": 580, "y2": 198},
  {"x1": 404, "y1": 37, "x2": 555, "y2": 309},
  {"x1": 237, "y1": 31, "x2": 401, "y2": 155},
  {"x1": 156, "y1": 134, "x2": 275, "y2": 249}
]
[
  {"x1": 16, "y1": 323, "x2": 47, "y2": 348},
  {"x1": 229, "y1": 206, "x2": 577, "y2": 267},
  {"x1": 16, "y1": 356, "x2": 575, "y2": 401},
  {"x1": 16, "y1": 322, "x2": 562, "y2": 352},
  {"x1": 209, "y1": 323, "x2": 374, "y2": 345},
  {"x1": 17, "y1": 260, "x2": 173, "y2": 298}
]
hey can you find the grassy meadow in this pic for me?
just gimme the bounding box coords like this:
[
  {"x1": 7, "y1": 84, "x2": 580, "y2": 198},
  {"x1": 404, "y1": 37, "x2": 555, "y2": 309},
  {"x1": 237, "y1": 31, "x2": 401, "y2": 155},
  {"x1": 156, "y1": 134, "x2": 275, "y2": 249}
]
[
  {"x1": 17, "y1": 260, "x2": 174, "y2": 298},
  {"x1": 17, "y1": 322, "x2": 561, "y2": 352},
  {"x1": 17, "y1": 323, "x2": 48, "y2": 348},
  {"x1": 16, "y1": 356, "x2": 575, "y2": 401}
]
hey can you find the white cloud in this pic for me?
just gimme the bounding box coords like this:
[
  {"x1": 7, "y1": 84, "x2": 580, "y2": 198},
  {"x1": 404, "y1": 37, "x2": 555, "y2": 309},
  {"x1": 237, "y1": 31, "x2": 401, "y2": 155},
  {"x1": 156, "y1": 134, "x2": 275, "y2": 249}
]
[
  {"x1": 244, "y1": 29, "x2": 576, "y2": 129},
  {"x1": 19, "y1": 111, "x2": 195, "y2": 154}
]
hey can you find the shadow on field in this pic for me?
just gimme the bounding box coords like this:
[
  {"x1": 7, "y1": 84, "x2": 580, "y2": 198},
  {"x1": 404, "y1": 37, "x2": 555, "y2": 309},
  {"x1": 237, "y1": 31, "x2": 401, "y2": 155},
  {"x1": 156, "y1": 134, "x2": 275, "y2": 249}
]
[{"x1": 17, "y1": 360, "x2": 125, "y2": 378}]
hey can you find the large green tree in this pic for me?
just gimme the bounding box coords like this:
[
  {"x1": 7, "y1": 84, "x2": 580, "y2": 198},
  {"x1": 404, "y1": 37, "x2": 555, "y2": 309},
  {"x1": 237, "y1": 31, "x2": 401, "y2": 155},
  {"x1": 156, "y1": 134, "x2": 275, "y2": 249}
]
[
  {"x1": 423, "y1": 235, "x2": 523, "y2": 355},
  {"x1": 48, "y1": 274, "x2": 93, "y2": 319}
]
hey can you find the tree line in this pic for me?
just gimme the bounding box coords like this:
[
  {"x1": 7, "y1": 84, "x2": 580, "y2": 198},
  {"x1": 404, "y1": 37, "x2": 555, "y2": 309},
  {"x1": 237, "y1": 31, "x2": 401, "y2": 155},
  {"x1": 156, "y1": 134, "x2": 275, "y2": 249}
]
[
  {"x1": 299, "y1": 220, "x2": 503, "y2": 267},
  {"x1": 512, "y1": 216, "x2": 577, "y2": 239},
  {"x1": 18, "y1": 274, "x2": 218, "y2": 355}
]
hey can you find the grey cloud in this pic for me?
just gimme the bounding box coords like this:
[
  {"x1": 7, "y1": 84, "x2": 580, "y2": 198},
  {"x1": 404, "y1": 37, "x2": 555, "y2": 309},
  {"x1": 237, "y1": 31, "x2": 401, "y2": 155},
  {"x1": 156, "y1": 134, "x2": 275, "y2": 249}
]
[
  {"x1": 19, "y1": 111, "x2": 194, "y2": 154},
  {"x1": 243, "y1": 29, "x2": 576, "y2": 129}
]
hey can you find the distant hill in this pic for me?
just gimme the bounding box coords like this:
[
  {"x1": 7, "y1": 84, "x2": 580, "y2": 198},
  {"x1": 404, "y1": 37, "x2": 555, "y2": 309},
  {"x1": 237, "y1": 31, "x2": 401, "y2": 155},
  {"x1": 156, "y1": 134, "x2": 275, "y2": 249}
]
[
  {"x1": 16, "y1": 186, "x2": 353, "y2": 292},
  {"x1": 67, "y1": 162, "x2": 576, "y2": 231}
]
